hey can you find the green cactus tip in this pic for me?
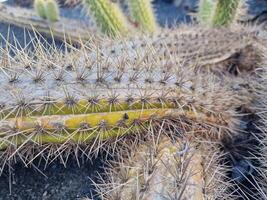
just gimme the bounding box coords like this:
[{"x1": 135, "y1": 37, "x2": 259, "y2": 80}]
[
  {"x1": 34, "y1": 0, "x2": 47, "y2": 19},
  {"x1": 45, "y1": 0, "x2": 60, "y2": 23}
]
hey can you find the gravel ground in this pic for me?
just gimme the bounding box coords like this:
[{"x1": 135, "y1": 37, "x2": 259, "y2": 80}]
[{"x1": 0, "y1": 158, "x2": 103, "y2": 200}]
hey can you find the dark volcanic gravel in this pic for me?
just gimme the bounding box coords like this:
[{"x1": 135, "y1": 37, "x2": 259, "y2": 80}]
[{"x1": 0, "y1": 158, "x2": 103, "y2": 200}]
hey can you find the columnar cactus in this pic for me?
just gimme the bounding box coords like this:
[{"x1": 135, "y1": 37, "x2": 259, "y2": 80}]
[
  {"x1": 83, "y1": 0, "x2": 129, "y2": 37},
  {"x1": 0, "y1": 26, "x2": 261, "y2": 170},
  {"x1": 92, "y1": 136, "x2": 233, "y2": 199},
  {"x1": 212, "y1": 0, "x2": 241, "y2": 26},
  {"x1": 34, "y1": 0, "x2": 47, "y2": 19},
  {"x1": 128, "y1": 0, "x2": 157, "y2": 33},
  {"x1": 198, "y1": 0, "x2": 242, "y2": 26},
  {"x1": 45, "y1": 0, "x2": 60, "y2": 22},
  {"x1": 34, "y1": 0, "x2": 60, "y2": 22},
  {"x1": 197, "y1": 0, "x2": 216, "y2": 24}
]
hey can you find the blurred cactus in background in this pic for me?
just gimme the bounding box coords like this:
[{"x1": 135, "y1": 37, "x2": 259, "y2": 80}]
[
  {"x1": 197, "y1": 0, "x2": 215, "y2": 24},
  {"x1": 34, "y1": 0, "x2": 60, "y2": 22},
  {"x1": 83, "y1": 0, "x2": 158, "y2": 37},
  {"x1": 34, "y1": 0, "x2": 47, "y2": 19},
  {"x1": 198, "y1": 0, "x2": 242, "y2": 26},
  {"x1": 83, "y1": 0, "x2": 129, "y2": 37},
  {"x1": 45, "y1": 0, "x2": 60, "y2": 22},
  {"x1": 128, "y1": 0, "x2": 157, "y2": 33}
]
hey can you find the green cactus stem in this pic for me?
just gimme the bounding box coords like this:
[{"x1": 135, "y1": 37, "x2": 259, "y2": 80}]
[
  {"x1": 83, "y1": 0, "x2": 129, "y2": 37},
  {"x1": 45, "y1": 0, "x2": 60, "y2": 23},
  {"x1": 128, "y1": 0, "x2": 157, "y2": 33},
  {"x1": 212, "y1": 0, "x2": 241, "y2": 26},
  {"x1": 197, "y1": 0, "x2": 216, "y2": 24},
  {"x1": 34, "y1": 0, "x2": 47, "y2": 19}
]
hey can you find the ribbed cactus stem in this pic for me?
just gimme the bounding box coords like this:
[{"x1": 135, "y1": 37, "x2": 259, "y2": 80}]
[
  {"x1": 34, "y1": 0, "x2": 47, "y2": 19},
  {"x1": 198, "y1": 0, "x2": 216, "y2": 24},
  {"x1": 128, "y1": 0, "x2": 157, "y2": 33},
  {"x1": 0, "y1": 25, "x2": 261, "y2": 168},
  {"x1": 83, "y1": 0, "x2": 129, "y2": 37},
  {"x1": 45, "y1": 0, "x2": 60, "y2": 22},
  {"x1": 212, "y1": 0, "x2": 241, "y2": 26},
  {"x1": 93, "y1": 136, "x2": 231, "y2": 199}
]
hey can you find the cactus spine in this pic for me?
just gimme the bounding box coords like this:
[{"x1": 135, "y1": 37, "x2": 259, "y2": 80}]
[
  {"x1": 34, "y1": 0, "x2": 47, "y2": 19},
  {"x1": 45, "y1": 0, "x2": 60, "y2": 22},
  {"x1": 83, "y1": 0, "x2": 129, "y2": 37},
  {"x1": 128, "y1": 0, "x2": 157, "y2": 33}
]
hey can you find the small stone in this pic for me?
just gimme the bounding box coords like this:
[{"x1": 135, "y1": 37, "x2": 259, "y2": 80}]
[{"x1": 42, "y1": 191, "x2": 48, "y2": 197}]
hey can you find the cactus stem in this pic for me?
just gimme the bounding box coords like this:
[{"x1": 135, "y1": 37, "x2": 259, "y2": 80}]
[
  {"x1": 212, "y1": 0, "x2": 241, "y2": 26},
  {"x1": 128, "y1": 0, "x2": 157, "y2": 33}
]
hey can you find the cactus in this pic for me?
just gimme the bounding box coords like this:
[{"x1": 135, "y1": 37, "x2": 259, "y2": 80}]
[
  {"x1": 197, "y1": 0, "x2": 216, "y2": 24},
  {"x1": 198, "y1": 0, "x2": 242, "y2": 26},
  {"x1": 45, "y1": 0, "x2": 60, "y2": 23},
  {"x1": 0, "y1": 25, "x2": 261, "y2": 171},
  {"x1": 212, "y1": 0, "x2": 241, "y2": 26},
  {"x1": 92, "y1": 136, "x2": 233, "y2": 199},
  {"x1": 83, "y1": 0, "x2": 129, "y2": 37},
  {"x1": 34, "y1": 0, "x2": 47, "y2": 19},
  {"x1": 128, "y1": 0, "x2": 157, "y2": 33}
]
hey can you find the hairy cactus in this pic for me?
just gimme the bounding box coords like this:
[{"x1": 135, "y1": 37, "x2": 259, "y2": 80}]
[
  {"x1": 83, "y1": 0, "x2": 129, "y2": 37},
  {"x1": 45, "y1": 0, "x2": 60, "y2": 22},
  {"x1": 34, "y1": 0, "x2": 47, "y2": 19},
  {"x1": 128, "y1": 0, "x2": 157, "y2": 33},
  {"x1": 92, "y1": 136, "x2": 233, "y2": 199},
  {"x1": 0, "y1": 25, "x2": 264, "y2": 174}
]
